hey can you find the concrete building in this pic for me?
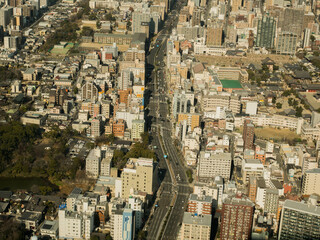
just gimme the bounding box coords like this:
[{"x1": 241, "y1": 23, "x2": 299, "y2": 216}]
[
  {"x1": 220, "y1": 195, "x2": 254, "y2": 240},
  {"x1": 276, "y1": 32, "x2": 297, "y2": 55},
  {"x1": 241, "y1": 159, "x2": 264, "y2": 184},
  {"x1": 245, "y1": 101, "x2": 258, "y2": 115},
  {"x1": 128, "y1": 197, "x2": 144, "y2": 230},
  {"x1": 180, "y1": 212, "x2": 212, "y2": 240},
  {"x1": 100, "y1": 156, "x2": 112, "y2": 176},
  {"x1": 0, "y1": 7, "x2": 13, "y2": 28},
  {"x1": 198, "y1": 152, "x2": 232, "y2": 180},
  {"x1": 187, "y1": 194, "x2": 213, "y2": 215},
  {"x1": 81, "y1": 81, "x2": 99, "y2": 101},
  {"x1": 264, "y1": 188, "x2": 279, "y2": 215},
  {"x1": 302, "y1": 168, "x2": 320, "y2": 195},
  {"x1": 91, "y1": 117, "x2": 102, "y2": 138},
  {"x1": 248, "y1": 176, "x2": 257, "y2": 202},
  {"x1": 4, "y1": 36, "x2": 19, "y2": 50},
  {"x1": 121, "y1": 158, "x2": 158, "y2": 198},
  {"x1": 243, "y1": 119, "x2": 254, "y2": 150},
  {"x1": 278, "y1": 200, "x2": 320, "y2": 239},
  {"x1": 206, "y1": 26, "x2": 223, "y2": 46},
  {"x1": 255, "y1": 16, "x2": 276, "y2": 49},
  {"x1": 131, "y1": 119, "x2": 144, "y2": 141},
  {"x1": 86, "y1": 148, "x2": 102, "y2": 178},
  {"x1": 58, "y1": 209, "x2": 94, "y2": 240}
]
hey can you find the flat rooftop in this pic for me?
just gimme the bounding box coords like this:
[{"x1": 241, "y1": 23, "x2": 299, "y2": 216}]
[{"x1": 182, "y1": 212, "x2": 212, "y2": 226}]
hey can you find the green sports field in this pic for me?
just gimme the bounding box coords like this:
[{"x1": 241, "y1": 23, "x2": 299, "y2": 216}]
[{"x1": 220, "y1": 80, "x2": 243, "y2": 89}]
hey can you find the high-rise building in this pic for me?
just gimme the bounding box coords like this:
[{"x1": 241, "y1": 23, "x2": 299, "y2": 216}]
[
  {"x1": 132, "y1": 11, "x2": 150, "y2": 34},
  {"x1": 128, "y1": 197, "x2": 144, "y2": 230},
  {"x1": 131, "y1": 119, "x2": 145, "y2": 141},
  {"x1": 91, "y1": 117, "x2": 102, "y2": 138},
  {"x1": 122, "y1": 209, "x2": 135, "y2": 240},
  {"x1": 264, "y1": 188, "x2": 279, "y2": 215},
  {"x1": 0, "y1": 7, "x2": 13, "y2": 28},
  {"x1": 180, "y1": 212, "x2": 212, "y2": 240},
  {"x1": 198, "y1": 152, "x2": 232, "y2": 180},
  {"x1": 81, "y1": 81, "x2": 99, "y2": 101},
  {"x1": 86, "y1": 148, "x2": 102, "y2": 178},
  {"x1": 100, "y1": 156, "x2": 112, "y2": 176},
  {"x1": 302, "y1": 168, "x2": 320, "y2": 195},
  {"x1": 248, "y1": 176, "x2": 257, "y2": 202},
  {"x1": 118, "y1": 70, "x2": 133, "y2": 90},
  {"x1": 121, "y1": 158, "x2": 158, "y2": 198},
  {"x1": 4, "y1": 36, "x2": 19, "y2": 50},
  {"x1": 278, "y1": 200, "x2": 320, "y2": 239},
  {"x1": 243, "y1": 119, "x2": 254, "y2": 150},
  {"x1": 206, "y1": 26, "x2": 223, "y2": 46},
  {"x1": 276, "y1": 32, "x2": 297, "y2": 55},
  {"x1": 220, "y1": 195, "x2": 254, "y2": 240},
  {"x1": 187, "y1": 194, "x2": 213, "y2": 215},
  {"x1": 303, "y1": 28, "x2": 311, "y2": 49},
  {"x1": 255, "y1": 16, "x2": 276, "y2": 49}
]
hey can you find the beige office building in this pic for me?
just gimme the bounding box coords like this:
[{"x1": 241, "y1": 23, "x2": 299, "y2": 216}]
[
  {"x1": 180, "y1": 212, "x2": 212, "y2": 240},
  {"x1": 121, "y1": 158, "x2": 158, "y2": 198},
  {"x1": 302, "y1": 168, "x2": 320, "y2": 195}
]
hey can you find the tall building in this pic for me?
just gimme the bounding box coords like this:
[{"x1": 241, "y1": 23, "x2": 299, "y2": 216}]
[
  {"x1": 243, "y1": 119, "x2": 254, "y2": 150},
  {"x1": 180, "y1": 212, "x2": 212, "y2": 240},
  {"x1": 81, "y1": 81, "x2": 99, "y2": 101},
  {"x1": 255, "y1": 16, "x2": 276, "y2": 49},
  {"x1": 4, "y1": 36, "x2": 19, "y2": 50},
  {"x1": 302, "y1": 168, "x2": 320, "y2": 195},
  {"x1": 198, "y1": 152, "x2": 232, "y2": 180},
  {"x1": 131, "y1": 119, "x2": 145, "y2": 141},
  {"x1": 187, "y1": 194, "x2": 213, "y2": 215},
  {"x1": 122, "y1": 209, "x2": 135, "y2": 240},
  {"x1": 278, "y1": 200, "x2": 320, "y2": 239},
  {"x1": 0, "y1": 7, "x2": 13, "y2": 28},
  {"x1": 303, "y1": 28, "x2": 311, "y2": 48},
  {"x1": 86, "y1": 148, "x2": 102, "y2": 178},
  {"x1": 248, "y1": 176, "x2": 257, "y2": 202},
  {"x1": 206, "y1": 26, "x2": 223, "y2": 46},
  {"x1": 91, "y1": 117, "x2": 102, "y2": 138},
  {"x1": 121, "y1": 158, "x2": 158, "y2": 198},
  {"x1": 276, "y1": 32, "x2": 297, "y2": 55},
  {"x1": 132, "y1": 11, "x2": 150, "y2": 34},
  {"x1": 264, "y1": 188, "x2": 279, "y2": 215},
  {"x1": 220, "y1": 195, "x2": 254, "y2": 240},
  {"x1": 111, "y1": 206, "x2": 135, "y2": 240}
]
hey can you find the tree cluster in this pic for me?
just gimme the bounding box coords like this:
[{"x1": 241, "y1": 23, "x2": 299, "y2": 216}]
[
  {"x1": 40, "y1": 20, "x2": 80, "y2": 52},
  {"x1": 0, "y1": 66, "x2": 22, "y2": 82},
  {"x1": 112, "y1": 132, "x2": 156, "y2": 169}
]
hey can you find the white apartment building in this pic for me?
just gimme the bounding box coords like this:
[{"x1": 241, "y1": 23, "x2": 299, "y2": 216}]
[
  {"x1": 302, "y1": 168, "x2": 320, "y2": 195},
  {"x1": 198, "y1": 152, "x2": 232, "y2": 180},
  {"x1": 235, "y1": 114, "x2": 304, "y2": 134},
  {"x1": 128, "y1": 197, "x2": 144, "y2": 230},
  {"x1": 100, "y1": 156, "x2": 112, "y2": 176},
  {"x1": 58, "y1": 209, "x2": 94, "y2": 240},
  {"x1": 241, "y1": 158, "x2": 264, "y2": 184},
  {"x1": 131, "y1": 119, "x2": 145, "y2": 140},
  {"x1": 86, "y1": 148, "x2": 102, "y2": 178},
  {"x1": 180, "y1": 212, "x2": 212, "y2": 240},
  {"x1": 121, "y1": 158, "x2": 158, "y2": 198}
]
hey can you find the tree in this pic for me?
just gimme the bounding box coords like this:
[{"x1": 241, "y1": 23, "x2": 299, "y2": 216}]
[
  {"x1": 295, "y1": 106, "x2": 303, "y2": 117},
  {"x1": 81, "y1": 26, "x2": 94, "y2": 37},
  {"x1": 276, "y1": 102, "x2": 282, "y2": 109},
  {"x1": 311, "y1": 35, "x2": 316, "y2": 43},
  {"x1": 292, "y1": 99, "x2": 298, "y2": 107},
  {"x1": 282, "y1": 90, "x2": 291, "y2": 97},
  {"x1": 272, "y1": 97, "x2": 276, "y2": 104},
  {"x1": 105, "y1": 234, "x2": 113, "y2": 240},
  {"x1": 105, "y1": 13, "x2": 116, "y2": 21},
  {"x1": 137, "y1": 230, "x2": 147, "y2": 240},
  {"x1": 288, "y1": 98, "x2": 293, "y2": 106}
]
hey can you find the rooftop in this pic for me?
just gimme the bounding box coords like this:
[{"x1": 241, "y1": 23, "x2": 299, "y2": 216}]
[
  {"x1": 284, "y1": 200, "x2": 320, "y2": 216},
  {"x1": 182, "y1": 212, "x2": 212, "y2": 226}
]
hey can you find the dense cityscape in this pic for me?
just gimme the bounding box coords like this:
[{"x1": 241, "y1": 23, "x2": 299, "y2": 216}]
[{"x1": 1, "y1": 0, "x2": 320, "y2": 239}]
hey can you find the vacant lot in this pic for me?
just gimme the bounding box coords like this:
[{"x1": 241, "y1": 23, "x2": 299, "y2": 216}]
[
  {"x1": 195, "y1": 53, "x2": 295, "y2": 67},
  {"x1": 239, "y1": 126, "x2": 299, "y2": 141}
]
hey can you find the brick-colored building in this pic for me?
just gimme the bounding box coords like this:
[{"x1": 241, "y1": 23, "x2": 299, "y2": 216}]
[{"x1": 187, "y1": 194, "x2": 213, "y2": 215}]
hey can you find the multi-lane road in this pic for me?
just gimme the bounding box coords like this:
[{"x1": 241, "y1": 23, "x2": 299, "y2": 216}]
[{"x1": 144, "y1": 0, "x2": 192, "y2": 239}]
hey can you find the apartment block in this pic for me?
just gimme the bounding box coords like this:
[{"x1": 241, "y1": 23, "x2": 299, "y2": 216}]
[
  {"x1": 187, "y1": 194, "x2": 213, "y2": 215},
  {"x1": 198, "y1": 152, "x2": 232, "y2": 180},
  {"x1": 278, "y1": 200, "x2": 320, "y2": 239},
  {"x1": 220, "y1": 195, "x2": 254, "y2": 240},
  {"x1": 302, "y1": 168, "x2": 320, "y2": 195},
  {"x1": 121, "y1": 158, "x2": 158, "y2": 198},
  {"x1": 180, "y1": 212, "x2": 212, "y2": 240}
]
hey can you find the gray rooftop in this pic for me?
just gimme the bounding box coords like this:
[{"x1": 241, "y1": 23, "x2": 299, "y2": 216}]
[
  {"x1": 284, "y1": 200, "x2": 320, "y2": 216},
  {"x1": 182, "y1": 212, "x2": 212, "y2": 226},
  {"x1": 305, "y1": 168, "x2": 320, "y2": 174},
  {"x1": 189, "y1": 194, "x2": 213, "y2": 203}
]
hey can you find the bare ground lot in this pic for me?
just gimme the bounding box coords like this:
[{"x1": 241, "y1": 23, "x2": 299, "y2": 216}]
[
  {"x1": 238, "y1": 126, "x2": 299, "y2": 141},
  {"x1": 195, "y1": 54, "x2": 296, "y2": 67}
]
